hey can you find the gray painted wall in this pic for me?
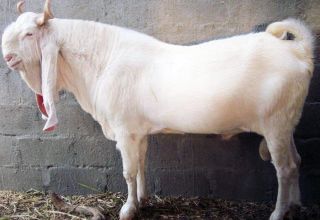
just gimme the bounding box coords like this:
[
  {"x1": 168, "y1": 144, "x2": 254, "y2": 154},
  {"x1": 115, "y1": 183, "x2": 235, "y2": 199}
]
[{"x1": 0, "y1": 0, "x2": 319, "y2": 203}]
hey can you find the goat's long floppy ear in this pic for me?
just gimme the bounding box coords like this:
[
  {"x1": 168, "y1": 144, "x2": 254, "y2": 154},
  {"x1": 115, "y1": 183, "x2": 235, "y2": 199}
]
[
  {"x1": 37, "y1": 0, "x2": 54, "y2": 26},
  {"x1": 40, "y1": 43, "x2": 59, "y2": 131}
]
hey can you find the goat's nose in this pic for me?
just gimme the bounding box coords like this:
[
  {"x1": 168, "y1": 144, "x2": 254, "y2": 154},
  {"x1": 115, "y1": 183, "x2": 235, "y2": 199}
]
[{"x1": 4, "y1": 54, "x2": 13, "y2": 62}]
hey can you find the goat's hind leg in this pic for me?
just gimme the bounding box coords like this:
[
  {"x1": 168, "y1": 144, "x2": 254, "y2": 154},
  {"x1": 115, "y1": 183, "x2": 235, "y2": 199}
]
[
  {"x1": 265, "y1": 131, "x2": 300, "y2": 220},
  {"x1": 286, "y1": 135, "x2": 302, "y2": 218}
]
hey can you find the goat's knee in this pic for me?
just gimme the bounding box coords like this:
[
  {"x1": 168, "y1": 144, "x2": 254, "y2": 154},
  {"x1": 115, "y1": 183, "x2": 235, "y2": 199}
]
[
  {"x1": 276, "y1": 164, "x2": 298, "y2": 180},
  {"x1": 123, "y1": 170, "x2": 137, "y2": 182}
]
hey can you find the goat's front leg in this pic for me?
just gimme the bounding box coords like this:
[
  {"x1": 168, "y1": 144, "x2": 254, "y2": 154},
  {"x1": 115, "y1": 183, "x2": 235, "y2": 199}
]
[
  {"x1": 137, "y1": 136, "x2": 148, "y2": 206},
  {"x1": 117, "y1": 134, "x2": 143, "y2": 220}
]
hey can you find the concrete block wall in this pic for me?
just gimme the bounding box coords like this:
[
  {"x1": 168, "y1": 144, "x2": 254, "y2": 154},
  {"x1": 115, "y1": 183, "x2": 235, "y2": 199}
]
[{"x1": 0, "y1": 0, "x2": 319, "y2": 203}]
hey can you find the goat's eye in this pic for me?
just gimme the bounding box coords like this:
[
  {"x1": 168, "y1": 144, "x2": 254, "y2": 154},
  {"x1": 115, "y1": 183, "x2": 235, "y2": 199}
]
[{"x1": 25, "y1": 33, "x2": 33, "y2": 37}]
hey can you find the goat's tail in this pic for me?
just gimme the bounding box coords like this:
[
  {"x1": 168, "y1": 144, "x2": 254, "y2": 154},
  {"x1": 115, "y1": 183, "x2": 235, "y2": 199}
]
[{"x1": 266, "y1": 18, "x2": 314, "y2": 58}]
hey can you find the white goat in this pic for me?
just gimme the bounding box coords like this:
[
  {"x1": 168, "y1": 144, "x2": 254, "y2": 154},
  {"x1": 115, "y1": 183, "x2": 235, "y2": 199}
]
[{"x1": 1, "y1": 1, "x2": 314, "y2": 220}]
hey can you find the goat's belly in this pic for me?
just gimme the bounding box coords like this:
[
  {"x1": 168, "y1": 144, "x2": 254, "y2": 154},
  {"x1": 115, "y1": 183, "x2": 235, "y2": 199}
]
[
  {"x1": 150, "y1": 117, "x2": 244, "y2": 135},
  {"x1": 147, "y1": 98, "x2": 253, "y2": 134},
  {"x1": 158, "y1": 117, "x2": 242, "y2": 135},
  {"x1": 141, "y1": 61, "x2": 262, "y2": 134}
]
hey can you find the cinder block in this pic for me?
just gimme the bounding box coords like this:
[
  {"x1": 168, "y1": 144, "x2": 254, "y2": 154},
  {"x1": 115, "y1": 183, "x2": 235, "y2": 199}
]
[
  {"x1": 207, "y1": 166, "x2": 277, "y2": 202},
  {"x1": 297, "y1": 138, "x2": 320, "y2": 171},
  {"x1": 296, "y1": 103, "x2": 320, "y2": 138},
  {"x1": 0, "y1": 136, "x2": 16, "y2": 166},
  {"x1": 54, "y1": 104, "x2": 99, "y2": 136},
  {"x1": 0, "y1": 167, "x2": 43, "y2": 191},
  {"x1": 148, "y1": 134, "x2": 260, "y2": 170},
  {"x1": 153, "y1": 169, "x2": 210, "y2": 197},
  {"x1": 147, "y1": 135, "x2": 181, "y2": 169},
  {"x1": 0, "y1": 105, "x2": 42, "y2": 135},
  {"x1": 296, "y1": 138, "x2": 320, "y2": 203},
  {"x1": 306, "y1": 65, "x2": 320, "y2": 103},
  {"x1": 16, "y1": 136, "x2": 75, "y2": 167},
  {"x1": 0, "y1": 71, "x2": 34, "y2": 106},
  {"x1": 16, "y1": 135, "x2": 118, "y2": 168},
  {"x1": 301, "y1": 172, "x2": 320, "y2": 204},
  {"x1": 105, "y1": 169, "x2": 127, "y2": 193},
  {"x1": 181, "y1": 135, "x2": 245, "y2": 169},
  {"x1": 44, "y1": 167, "x2": 107, "y2": 195},
  {"x1": 71, "y1": 135, "x2": 119, "y2": 168},
  {"x1": 0, "y1": 104, "x2": 101, "y2": 137}
]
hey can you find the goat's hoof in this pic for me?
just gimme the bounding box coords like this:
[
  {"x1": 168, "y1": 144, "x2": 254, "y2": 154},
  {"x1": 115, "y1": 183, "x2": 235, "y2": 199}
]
[
  {"x1": 270, "y1": 210, "x2": 285, "y2": 220},
  {"x1": 119, "y1": 202, "x2": 137, "y2": 220},
  {"x1": 284, "y1": 204, "x2": 301, "y2": 219}
]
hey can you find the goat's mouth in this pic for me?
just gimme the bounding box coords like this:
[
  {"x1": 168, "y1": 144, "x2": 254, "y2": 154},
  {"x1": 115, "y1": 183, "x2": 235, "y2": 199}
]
[{"x1": 8, "y1": 60, "x2": 22, "y2": 69}]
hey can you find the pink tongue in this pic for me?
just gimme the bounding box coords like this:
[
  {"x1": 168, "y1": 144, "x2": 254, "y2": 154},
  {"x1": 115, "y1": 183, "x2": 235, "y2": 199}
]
[{"x1": 36, "y1": 94, "x2": 56, "y2": 132}]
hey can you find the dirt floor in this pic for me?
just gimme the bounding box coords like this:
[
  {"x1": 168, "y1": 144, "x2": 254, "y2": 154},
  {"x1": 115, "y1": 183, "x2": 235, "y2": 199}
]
[{"x1": 0, "y1": 190, "x2": 319, "y2": 220}]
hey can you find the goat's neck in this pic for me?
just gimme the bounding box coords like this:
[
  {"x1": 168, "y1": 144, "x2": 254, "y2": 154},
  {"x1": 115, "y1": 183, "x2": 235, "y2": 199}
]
[{"x1": 55, "y1": 19, "x2": 121, "y2": 115}]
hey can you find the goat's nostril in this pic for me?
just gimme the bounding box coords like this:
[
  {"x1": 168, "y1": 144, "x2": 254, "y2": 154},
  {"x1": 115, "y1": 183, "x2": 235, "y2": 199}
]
[{"x1": 4, "y1": 54, "x2": 13, "y2": 62}]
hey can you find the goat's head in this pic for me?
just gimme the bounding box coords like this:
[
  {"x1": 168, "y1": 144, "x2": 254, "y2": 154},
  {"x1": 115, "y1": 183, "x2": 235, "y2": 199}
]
[
  {"x1": 2, "y1": 0, "x2": 53, "y2": 93},
  {"x1": 2, "y1": 0, "x2": 58, "y2": 131}
]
